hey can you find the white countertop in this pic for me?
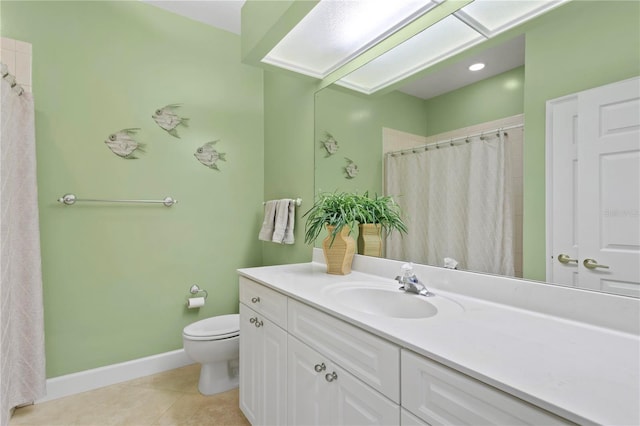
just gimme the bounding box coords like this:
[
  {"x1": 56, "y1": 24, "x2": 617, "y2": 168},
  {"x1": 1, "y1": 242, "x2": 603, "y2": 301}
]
[{"x1": 238, "y1": 260, "x2": 640, "y2": 426}]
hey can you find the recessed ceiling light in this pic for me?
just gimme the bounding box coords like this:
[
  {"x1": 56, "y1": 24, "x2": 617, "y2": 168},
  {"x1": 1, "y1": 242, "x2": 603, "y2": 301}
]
[{"x1": 469, "y1": 63, "x2": 485, "y2": 71}]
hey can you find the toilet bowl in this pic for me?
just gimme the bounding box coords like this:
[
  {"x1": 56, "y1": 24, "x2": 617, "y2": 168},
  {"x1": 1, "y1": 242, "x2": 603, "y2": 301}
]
[{"x1": 182, "y1": 314, "x2": 240, "y2": 395}]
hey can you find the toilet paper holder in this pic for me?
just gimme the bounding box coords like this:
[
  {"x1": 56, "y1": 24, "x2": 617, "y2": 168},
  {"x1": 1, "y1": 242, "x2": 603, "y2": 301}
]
[{"x1": 189, "y1": 284, "x2": 208, "y2": 299}]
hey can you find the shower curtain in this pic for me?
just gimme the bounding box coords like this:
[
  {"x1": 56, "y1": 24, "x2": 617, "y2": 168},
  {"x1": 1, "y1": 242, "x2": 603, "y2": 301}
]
[
  {"x1": 0, "y1": 77, "x2": 46, "y2": 426},
  {"x1": 385, "y1": 133, "x2": 515, "y2": 276}
]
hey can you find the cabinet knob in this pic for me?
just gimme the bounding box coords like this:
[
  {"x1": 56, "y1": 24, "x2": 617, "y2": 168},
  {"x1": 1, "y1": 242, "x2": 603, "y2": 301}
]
[
  {"x1": 251, "y1": 297, "x2": 260, "y2": 303},
  {"x1": 249, "y1": 317, "x2": 256, "y2": 324},
  {"x1": 314, "y1": 363, "x2": 326, "y2": 372},
  {"x1": 254, "y1": 319, "x2": 264, "y2": 328},
  {"x1": 325, "y1": 372, "x2": 338, "y2": 382}
]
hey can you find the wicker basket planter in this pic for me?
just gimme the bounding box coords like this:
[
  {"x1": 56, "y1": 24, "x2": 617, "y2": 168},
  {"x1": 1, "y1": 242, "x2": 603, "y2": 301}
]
[
  {"x1": 323, "y1": 225, "x2": 356, "y2": 275},
  {"x1": 357, "y1": 223, "x2": 382, "y2": 257}
]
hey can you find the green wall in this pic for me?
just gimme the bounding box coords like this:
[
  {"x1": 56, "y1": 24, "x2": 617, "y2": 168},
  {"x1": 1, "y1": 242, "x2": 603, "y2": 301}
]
[
  {"x1": 1, "y1": 1, "x2": 264, "y2": 377},
  {"x1": 521, "y1": 0, "x2": 640, "y2": 281},
  {"x1": 424, "y1": 66, "x2": 525, "y2": 135},
  {"x1": 315, "y1": 87, "x2": 427, "y2": 196},
  {"x1": 262, "y1": 71, "x2": 316, "y2": 265}
]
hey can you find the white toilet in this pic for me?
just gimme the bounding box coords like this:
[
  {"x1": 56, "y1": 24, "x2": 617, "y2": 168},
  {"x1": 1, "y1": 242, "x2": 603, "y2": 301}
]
[{"x1": 182, "y1": 314, "x2": 240, "y2": 395}]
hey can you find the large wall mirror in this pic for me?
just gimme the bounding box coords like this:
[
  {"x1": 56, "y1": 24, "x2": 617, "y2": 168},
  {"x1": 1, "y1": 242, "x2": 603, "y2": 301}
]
[{"x1": 313, "y1": 1, "x2": 640, "y2": 298}]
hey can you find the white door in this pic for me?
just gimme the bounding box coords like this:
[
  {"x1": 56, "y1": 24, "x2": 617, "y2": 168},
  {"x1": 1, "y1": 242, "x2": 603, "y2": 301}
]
[{"x1": 547, "y1": 77, "x2": 640, "y2": 297}]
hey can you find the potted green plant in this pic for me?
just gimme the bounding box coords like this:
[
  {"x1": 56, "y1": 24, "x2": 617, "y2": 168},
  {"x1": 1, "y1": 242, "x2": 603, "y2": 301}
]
[
  {"x1": 354, "y1": 192, "x2": 407, "y2": 257},
  {"x1": 303, "y1": 192, "x2": 360, "y2": 275}
]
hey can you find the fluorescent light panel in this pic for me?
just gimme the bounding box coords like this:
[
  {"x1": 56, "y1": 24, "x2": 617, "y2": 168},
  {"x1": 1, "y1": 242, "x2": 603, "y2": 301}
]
[
  {"x1": 456, "y1": 0, "x2": 569, "y2": 36},
  {"x1": 336, "y1": 0, "x2": 570, "y2": 94},
  {"x1": 337, "y1": 14, "x2": 484, "y2": 94},
  {"x1": 262, "y1": 0, "x2": 439, "y2": 78}
]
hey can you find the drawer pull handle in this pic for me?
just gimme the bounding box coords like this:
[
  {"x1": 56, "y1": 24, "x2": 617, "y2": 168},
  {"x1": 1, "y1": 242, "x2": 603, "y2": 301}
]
[
  {"x1": 325, "y1": 372, "x2": 337, "y2": 382},
  {"x1": 254, "y1": 319, "x2": 264, "y2": 328},
  {"x1": 314, "y1": 363, "x2": 326, "y2": 372},
  {"x1": 251, "y1": 297, "x2": 260, "y2": 303}
]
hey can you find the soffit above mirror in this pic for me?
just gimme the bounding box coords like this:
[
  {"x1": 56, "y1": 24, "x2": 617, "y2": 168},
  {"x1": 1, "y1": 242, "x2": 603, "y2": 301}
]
[{"x1": 261, "y1": 0, "x2": 570, "y2": 94}]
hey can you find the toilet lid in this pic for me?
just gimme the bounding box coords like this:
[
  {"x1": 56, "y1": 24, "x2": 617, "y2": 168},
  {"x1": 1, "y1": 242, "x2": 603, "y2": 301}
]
[{"x1": 183, "y1": 314, "x2": 239, "y2": 339}]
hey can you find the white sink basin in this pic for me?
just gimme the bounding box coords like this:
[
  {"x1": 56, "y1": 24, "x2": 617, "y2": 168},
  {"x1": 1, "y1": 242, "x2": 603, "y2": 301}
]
[{"x1": 323, "y1": 281, "x2": 464, "y2": 319}]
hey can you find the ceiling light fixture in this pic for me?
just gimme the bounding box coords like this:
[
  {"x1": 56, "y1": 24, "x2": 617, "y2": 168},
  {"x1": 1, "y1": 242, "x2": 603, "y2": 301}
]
[{"x1": 469, "y1": 63, "x2": 485, "y2": 71}]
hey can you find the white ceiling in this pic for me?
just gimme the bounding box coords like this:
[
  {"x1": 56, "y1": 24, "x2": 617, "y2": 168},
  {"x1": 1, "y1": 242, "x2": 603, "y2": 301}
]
[
  {"x1": 141, "y1": 0, "x2": 245, "y2": 35},
  {"x1": 142, "y1": 0, "x2": 528, "y2": 100}
]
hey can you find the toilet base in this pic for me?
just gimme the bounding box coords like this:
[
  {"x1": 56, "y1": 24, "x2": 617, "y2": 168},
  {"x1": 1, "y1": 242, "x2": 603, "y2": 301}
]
[{"x1": 198, "y1": 358, "x2": 239, "y2": 396}]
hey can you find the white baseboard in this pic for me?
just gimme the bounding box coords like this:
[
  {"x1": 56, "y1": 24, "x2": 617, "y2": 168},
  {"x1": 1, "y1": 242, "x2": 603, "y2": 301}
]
[{"x1": 38, "y1": 349, "x2": 194, "y2": 403}]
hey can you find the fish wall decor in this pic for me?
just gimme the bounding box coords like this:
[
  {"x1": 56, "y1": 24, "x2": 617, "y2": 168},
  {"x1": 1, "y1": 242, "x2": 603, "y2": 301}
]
[
  {"x1": 104, "y1": 128, "x2": 145, "y2": 159},
  {"x1": 152, "y1": 104, "x2": 189, "y2": 138},
  {"x1": 194, "y1": 140, "x2": 226, "y2": 170},
  {"x1": 344, "y1": 157, "x2": 359, "y2": 179},
  {"x1": 320, "y1": 132, "x2": 339, "y2": 157}
]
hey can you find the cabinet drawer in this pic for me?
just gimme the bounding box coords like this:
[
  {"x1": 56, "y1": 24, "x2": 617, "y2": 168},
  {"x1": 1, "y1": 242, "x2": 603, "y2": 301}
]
[
  {"x1": 288, "y1": 299, "x2": 400, "y2": 403},
  {"x1": 401, "y1": 350, "x2": 572, "y2": 425},
  {"x1": 239, "y1": 276, "x2": 287, "y2": 328}
]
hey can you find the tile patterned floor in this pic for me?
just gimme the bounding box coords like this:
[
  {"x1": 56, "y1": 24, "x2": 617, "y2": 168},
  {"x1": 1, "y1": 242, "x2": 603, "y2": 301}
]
[{"x1": 10, "y1": 364, "x2": 250, "y2": 426}]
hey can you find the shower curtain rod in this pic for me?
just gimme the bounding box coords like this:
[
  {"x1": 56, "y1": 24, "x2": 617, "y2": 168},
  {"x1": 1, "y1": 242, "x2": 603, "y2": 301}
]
[{"x1": 385, "y1": 123, "x2": 523, "y2": 157}]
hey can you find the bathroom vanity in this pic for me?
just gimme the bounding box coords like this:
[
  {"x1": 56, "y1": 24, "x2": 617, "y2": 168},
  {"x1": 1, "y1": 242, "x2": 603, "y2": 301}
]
[{"x1": 237, "y1": 249, "x2": 639, "y2": 426}]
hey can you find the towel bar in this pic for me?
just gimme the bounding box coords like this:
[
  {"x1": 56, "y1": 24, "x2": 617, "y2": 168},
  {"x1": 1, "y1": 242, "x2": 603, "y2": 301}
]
[
  {"x1": 57, "y1": 193, "x2": 177, "y2": 207},
  {"x1": 263, "y1": 198, "x2": 302, "y2": 206}
]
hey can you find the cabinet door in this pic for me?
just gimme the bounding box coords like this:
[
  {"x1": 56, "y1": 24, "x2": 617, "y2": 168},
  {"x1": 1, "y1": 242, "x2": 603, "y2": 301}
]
[
  {"x1": 239, "y1": 303, "x2": 261, "y2": 424},
  {"x1": 333, "y1": 362, "x2": 400, "y2": 426},
  {"x1": 240, "y1": 303, "x2": 287, "y2": 426},
  {"x1": 401, "y1": 408, "x2": 429, "y2": 426},
  {"x1": 262, "y1": 315, "x2": 288, "y2": 426},
  {"x1": 288, "y1": 335, "x2": 399, "y2": 426},
  {"x1": 288, "y1": 335, "x2": 333, "y2": 426}
]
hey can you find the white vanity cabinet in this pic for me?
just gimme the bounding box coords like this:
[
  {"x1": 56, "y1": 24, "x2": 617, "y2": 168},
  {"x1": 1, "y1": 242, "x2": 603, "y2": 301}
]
[
  {"x1": 239, "y1": 278, "x2": 288, "y2": 426},
  {"x1": 239, "y1": 274, "x2": 577, "y2": 426},
  {"x1": 401, "y1": 350, "x2": 572, "y2": 425}
]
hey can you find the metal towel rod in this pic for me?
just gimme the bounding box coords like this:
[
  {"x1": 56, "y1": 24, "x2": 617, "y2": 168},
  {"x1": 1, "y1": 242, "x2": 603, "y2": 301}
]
[
  {"x1": 57, "y1": 193, "x2": 177, "y2": 207},
  {"x1": 263, "y1": 198, "x2": 302, "y2": 206}
]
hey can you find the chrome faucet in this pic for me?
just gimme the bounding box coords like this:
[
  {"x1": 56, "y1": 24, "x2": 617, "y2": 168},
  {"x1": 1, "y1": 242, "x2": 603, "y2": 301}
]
[{"x1": 395, "y1": 263, "x2": 432, "y2": 297}]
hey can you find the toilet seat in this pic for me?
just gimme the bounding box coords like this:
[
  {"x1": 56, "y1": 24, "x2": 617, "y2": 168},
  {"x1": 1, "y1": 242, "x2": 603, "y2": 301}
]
[{"x1": 183, "y1": 314, "x2": 240, "y2": 341}]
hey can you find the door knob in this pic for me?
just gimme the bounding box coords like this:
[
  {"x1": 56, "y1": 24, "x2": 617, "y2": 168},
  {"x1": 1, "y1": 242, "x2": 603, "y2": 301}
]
[
  {"x1": 557, "y1": 254, "x2": 578, "y2": 264},
  {"x1": 583, "y1": 258, "x2": 610, "y2": 269}
]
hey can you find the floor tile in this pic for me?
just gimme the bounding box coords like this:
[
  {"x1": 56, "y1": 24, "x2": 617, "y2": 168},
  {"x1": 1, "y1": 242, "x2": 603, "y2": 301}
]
[{"x1": 10, "y1": 366, "x2": 249, "y2": 426}]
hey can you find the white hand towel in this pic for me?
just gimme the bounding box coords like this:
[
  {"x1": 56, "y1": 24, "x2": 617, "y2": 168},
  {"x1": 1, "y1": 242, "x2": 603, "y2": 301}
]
[
  {"x1": 272, "y1": 199, "x2": 292, "y2": 244},
  {"x1": 283, "y1": 200, "x2": 295, "y2": 244},
  {"x1": 259, "y1": 200, "x2": 278, "y2": 241}
]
